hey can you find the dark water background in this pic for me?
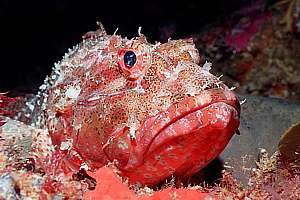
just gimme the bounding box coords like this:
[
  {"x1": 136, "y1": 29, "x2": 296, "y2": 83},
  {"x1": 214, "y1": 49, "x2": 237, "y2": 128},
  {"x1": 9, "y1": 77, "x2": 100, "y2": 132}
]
[{"x1": 0, "y1": 0, "x2": 251, "y2": 93}]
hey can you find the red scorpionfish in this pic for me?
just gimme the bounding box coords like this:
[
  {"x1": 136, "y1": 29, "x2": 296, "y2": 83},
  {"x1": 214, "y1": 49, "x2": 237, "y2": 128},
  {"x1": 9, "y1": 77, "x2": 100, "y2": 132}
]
[{"x1": 1, "y1": 26, "x2": 240, "y2": 187}]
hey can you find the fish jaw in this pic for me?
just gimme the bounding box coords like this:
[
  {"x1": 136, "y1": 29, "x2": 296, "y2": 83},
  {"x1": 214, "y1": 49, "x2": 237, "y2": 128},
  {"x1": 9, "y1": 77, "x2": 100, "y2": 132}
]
[{"x1": 103, "y1": 88, "x2": 240, "y2": 185}]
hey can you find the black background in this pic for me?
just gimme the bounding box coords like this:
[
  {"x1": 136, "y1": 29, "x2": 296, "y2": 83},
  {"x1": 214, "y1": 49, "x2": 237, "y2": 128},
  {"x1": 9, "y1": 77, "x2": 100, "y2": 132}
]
[{"x1": 0, "y1": 0, "x2": 249, "y2": 93}]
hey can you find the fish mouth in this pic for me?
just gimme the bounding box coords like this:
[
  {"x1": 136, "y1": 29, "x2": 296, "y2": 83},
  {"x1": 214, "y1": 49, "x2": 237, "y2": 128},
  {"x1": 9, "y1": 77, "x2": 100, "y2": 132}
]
[
  {"x1": 104, "y1": 88, "x2": 240, "y2": 185},
  {"x1": 117, "y1": 88, "x2": 240, "y2": 185},
  {"x1": 138, "y1": 88, "x2": 240, "y2": 157}
]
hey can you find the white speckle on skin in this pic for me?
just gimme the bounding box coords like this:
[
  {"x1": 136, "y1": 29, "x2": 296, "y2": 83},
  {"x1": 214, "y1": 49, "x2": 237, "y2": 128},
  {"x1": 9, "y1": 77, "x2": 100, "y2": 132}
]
[
  {"x1": 127, "y1": 119, "x2": 140, "y2": 140},
  {"x1": 185, "y1": 84, "x2": 198, "y2": 97},
  {"x1": 65, "y1": 85, "x2": 81, "y2": 99},
  {"x1": 113, "y1": 27, "x2": 119, "y2": 35},
  {"x1": 204, "y1": 196, "x2": 215, "y2": 200},
  {"x1": 80, "y1": 163, "x2": 89, "y2": 171},
  {"x1": 133, "y1": 79, "x2": 146, "y2": 94},
  {"x1": 39, "y1": 84, "x2": 47, "y2": 90},
  {"x1": 149, "y1": 109, "x2": 159, "y2": 117},
  {"x1": 166, "y1": 145, "x2": 174, "y2": 151},
  {"x1": 174, "y1": 61, "x2": 187, "y2": 74},
  {"x1": 179, "y1": 118, "x2": 191, "y2": 130},
  {"x1": 60, "y1": 139, "x2": 73, "y2": 150},
  {"x1": 215, "y1": 113, "x2": 224, "y2": 120},
  {"x1": 217, "y1": 74, "x2": 224, "y2": 80},
  {"x1": 196, "y1": 91, "x2": 211, "y2": 106},
  {"x1": 53, "y1": 89, "x2": 60, "y2": 95},
  {"x1": 54, "y1": 73, "x2": 65, "y2": 85},
  {"x1": 202, "y1": 61, "x2": 212, "y2": 72},
  {"x1": 167, "y1": 126, "x2": 177, "y2": 136},
  {"x1": 138, "y1": 26, "x2": 142, "y2": 36},
  {"x1": 25, "y1": 102, "x2": 35, "y2": 111},
  {"x1": 164, "y1": 62, "x2": 188, "y2": 82},
  {"x1": 229, "y1": 86, "x2": 236, "y2": 91},
  {"x1": 128, "y1": 125, "x2": 137, "y2": 139},
  {"x1": 118, "y1": 139, "x2": 129, "y2": 150}
]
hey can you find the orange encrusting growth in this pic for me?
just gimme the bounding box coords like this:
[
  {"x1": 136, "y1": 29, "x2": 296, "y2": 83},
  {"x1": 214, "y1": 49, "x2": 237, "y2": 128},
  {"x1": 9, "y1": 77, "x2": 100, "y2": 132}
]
[{"x1": 83, "y1": 166, "x2": 216, "y2": 200}]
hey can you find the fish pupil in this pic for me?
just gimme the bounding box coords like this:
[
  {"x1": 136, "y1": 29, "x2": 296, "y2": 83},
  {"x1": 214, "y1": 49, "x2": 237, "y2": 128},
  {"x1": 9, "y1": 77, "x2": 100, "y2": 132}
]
[{"x1": 124, "y1": 51, "x2": 136, "y2": 68}]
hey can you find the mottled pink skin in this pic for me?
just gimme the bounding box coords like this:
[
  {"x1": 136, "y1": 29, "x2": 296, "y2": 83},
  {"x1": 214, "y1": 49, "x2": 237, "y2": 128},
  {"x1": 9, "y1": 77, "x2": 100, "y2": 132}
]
[{"x1": 45, "y1": 30, "x2": 240, "y2": 185}]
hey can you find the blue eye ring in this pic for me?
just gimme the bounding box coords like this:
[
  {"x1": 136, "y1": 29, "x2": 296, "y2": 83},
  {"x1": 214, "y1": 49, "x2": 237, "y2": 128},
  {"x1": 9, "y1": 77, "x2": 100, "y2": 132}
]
[{"x1": 124, "y1": 51, "x2": 137, "y2": 68}]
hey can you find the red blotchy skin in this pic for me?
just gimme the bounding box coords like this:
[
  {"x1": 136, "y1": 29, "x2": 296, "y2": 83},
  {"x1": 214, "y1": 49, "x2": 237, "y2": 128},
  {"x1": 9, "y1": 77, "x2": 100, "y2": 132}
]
[{"x1": 45, "y1": 31, "x2": 240, "y2": 186}]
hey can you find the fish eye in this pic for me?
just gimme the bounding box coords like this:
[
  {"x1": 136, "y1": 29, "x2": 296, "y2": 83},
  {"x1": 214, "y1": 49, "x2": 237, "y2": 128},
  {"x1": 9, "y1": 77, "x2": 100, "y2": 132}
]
[{"x1": 124, "y1": 51, "x2": 136, "y2": 68}]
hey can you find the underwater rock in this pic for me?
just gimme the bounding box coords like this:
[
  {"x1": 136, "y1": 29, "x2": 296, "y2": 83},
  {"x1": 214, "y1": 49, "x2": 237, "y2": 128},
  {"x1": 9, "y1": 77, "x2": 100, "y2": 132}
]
[
  {"x1": 221, "y1": 94, "x2": 300, "y2": 184},
  {"x1": 0, "y1": 173, "x2": 18, "y2": 200}
]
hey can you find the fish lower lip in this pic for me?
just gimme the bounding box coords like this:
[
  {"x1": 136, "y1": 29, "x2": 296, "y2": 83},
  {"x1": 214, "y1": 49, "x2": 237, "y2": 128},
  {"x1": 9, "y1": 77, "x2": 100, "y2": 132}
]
[
  {"x1": 145, "y1": 102, "x2": 239, "y2": 156},
  {"x1": 140, "y1": 88, "x2": 240, "y2": 156}
]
